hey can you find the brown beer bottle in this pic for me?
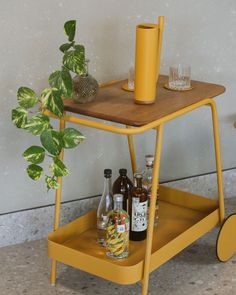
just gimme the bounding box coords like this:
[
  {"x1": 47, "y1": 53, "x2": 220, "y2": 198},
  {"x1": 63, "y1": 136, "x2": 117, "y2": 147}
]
[
  {"x1": 129, "y1": 173, "x2": 148, "y2": 241},
  {"x1": 112, "y1": 169, "x2": 133, "y2": 211}
]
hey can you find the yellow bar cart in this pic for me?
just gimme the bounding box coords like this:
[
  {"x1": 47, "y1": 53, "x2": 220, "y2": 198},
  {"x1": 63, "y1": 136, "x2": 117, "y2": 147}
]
[{"x1": 46, "y1": 74, "x2": 229, "y2": 295}]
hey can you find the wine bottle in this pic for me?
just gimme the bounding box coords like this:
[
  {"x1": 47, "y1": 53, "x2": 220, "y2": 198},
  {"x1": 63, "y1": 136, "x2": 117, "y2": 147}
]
[
  {"x1": 97, "y1": 169, "x2": 113, "y2": 246},
  {"x1": 129, "y1": 173, "x2": 148, "y2": 241}
]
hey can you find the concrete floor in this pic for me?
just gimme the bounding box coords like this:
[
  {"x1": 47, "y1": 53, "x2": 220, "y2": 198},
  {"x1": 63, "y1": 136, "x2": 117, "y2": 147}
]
[{"x1": 0, "y1": 199, "x2": 236, "y2": 295}]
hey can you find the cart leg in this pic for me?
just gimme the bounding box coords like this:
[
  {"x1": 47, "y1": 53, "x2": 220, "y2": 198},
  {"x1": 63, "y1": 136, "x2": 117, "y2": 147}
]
[
  {"x1": 50, "y1": 260, "x2": 57, "y2": 286},
  {"x1": 126, "y1": 125, "x2": 137, "y2": 174},
  {"x1": 209, "y1": 101, "x2": 224, "y2": 223},
  {"x1": 50, "y1": 117, "x2": 65, "y2": 286},
  {"x1": 141, "y1": 124, "x2": 164, "y2": 295}
]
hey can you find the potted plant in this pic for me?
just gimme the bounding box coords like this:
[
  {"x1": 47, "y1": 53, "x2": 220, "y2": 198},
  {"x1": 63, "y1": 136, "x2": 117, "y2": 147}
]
[{"x1": 11, "y1": 20, "x2": 87, "y2": 190}]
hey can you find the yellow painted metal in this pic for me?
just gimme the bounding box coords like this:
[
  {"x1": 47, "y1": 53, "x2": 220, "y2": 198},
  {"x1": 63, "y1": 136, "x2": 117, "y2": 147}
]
[
  {"x1": 53, "y1": 122, "x2": 65, "y2": 230},
  {"x1": 126, "y1": 125, "x2": 137, "y2": 174},
  {"x1": 156, "y1": 16, "x2": 164, "y2": 80},
  {"x1": 134, "y1": 23, "x2": 158, "y2": 104},
  {"x1": 159, "y1": 185, "x2": 218, "y2": 212},
  {"x1": 50, "y1": 260, "x2": 57, "y2": 286},
  {"x1": 45, "y1": 96, "x2": 225, "y2": 294},
  {"x1": 149, "y1": 205, "x2": 219, "y2": 273},
  {"x1": 216, "y1": 214, "x2": 236, "y2": 262},
  {"x1": 44, "y1": 98, "x2": 216, "y2": 136},
  {"x1": 134, "y1": 16, "x2": 164, "y2": 104},
  {"x1": 48, "y1": 185, "x2": 219, "y2": 285},
  {"x1": 142, "y1": 125, "x2": 163, "y2": 295},
  {"x1": 50, "y1": 117, "x2": 65, "y2": 286},
  {"x1": 209, "y1": 101, "x2": 225, "y2": 223}
]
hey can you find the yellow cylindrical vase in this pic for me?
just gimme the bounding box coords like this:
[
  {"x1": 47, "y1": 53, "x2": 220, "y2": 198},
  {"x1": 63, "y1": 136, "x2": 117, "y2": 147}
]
[{"x1": 134, "y1": 24, "x2": 158, "y2": 104}]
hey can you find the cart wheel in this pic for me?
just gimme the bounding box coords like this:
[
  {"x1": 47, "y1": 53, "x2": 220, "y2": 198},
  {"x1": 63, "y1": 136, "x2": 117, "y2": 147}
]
[{"x1": 216, "y1": 213, "x2": 236, "y2": 262}]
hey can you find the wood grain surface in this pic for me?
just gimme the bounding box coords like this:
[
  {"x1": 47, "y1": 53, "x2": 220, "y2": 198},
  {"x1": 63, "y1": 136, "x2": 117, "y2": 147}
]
[{"x1": 64, "y1": 75, "x2": 225, "y2": 127}]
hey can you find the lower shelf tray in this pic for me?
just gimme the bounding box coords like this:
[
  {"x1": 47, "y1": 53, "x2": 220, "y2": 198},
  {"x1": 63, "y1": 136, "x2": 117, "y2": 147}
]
[{"x1": 48, "y1": 185, "x2": 219, "y2": 285}]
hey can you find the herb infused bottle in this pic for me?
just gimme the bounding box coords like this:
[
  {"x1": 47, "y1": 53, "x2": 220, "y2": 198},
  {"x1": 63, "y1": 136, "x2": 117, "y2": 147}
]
[
  {"x1": 106, "y1": 194, "x2": 129, "y2": 259},
  {"x1": 129, "y1": 173, "x2": 148, "y2": 241},
  {"x1": 97, "y1": 169, "x2": 113, "y2": 246}
]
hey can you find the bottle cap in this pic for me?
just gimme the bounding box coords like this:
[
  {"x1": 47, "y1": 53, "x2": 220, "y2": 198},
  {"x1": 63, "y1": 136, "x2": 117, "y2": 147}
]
[
  {"x1": 104, "y1": 169, "x2": 112, "y2": 178},
  {"x1": 113, "y1": 194, "x2": 123, "y2": 202},
  {"x1": 145, "y1": 155, "x2": 154, "y2": 165},
  {"x1": 119, "y1": 168, "x2": 127, "y2": 176}
]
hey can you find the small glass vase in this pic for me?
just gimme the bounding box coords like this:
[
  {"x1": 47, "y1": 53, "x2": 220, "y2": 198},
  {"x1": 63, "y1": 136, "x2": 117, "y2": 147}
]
[{"x1": 72, "y1": 59, "x2": 99, "y2": 103}]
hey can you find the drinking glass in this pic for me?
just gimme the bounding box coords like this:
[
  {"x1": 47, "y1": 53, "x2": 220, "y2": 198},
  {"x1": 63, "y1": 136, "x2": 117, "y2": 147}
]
[
  {"x1": 128, "y1": 66, "x2": 135, "y2": 90},
  {"x1": 168, "y1": 64, "x2": 191, "y2": 90}
]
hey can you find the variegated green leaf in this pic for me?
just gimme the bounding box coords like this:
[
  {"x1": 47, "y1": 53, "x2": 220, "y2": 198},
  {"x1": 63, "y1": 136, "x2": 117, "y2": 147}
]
[
  {"x1": 41, "y1": 88, "x2": 64, "y2": 117},
  {"x1": 12, "y1": 107, "x2": 28, "y2": 128},
  {"x1": 23, "y1": 146, "x2": 45, "y2": 164},
  {"x1": 45, "y1": 175, "x2": 60, "y2": 190},
  {"x1": 63, "y1": 49, "x2": 85, "y2": 74},
  {"x1": 50, "y1": 157, "x2": 69, "y2": 177},
  {"x1": 64, "y1": 20, "x2": 76, "y2": 42},
  {"x1": 17, "y1": 87, "x2": 38, "y2": 109},
  {"x1": 73, "y1": 44, "x2": 85, "y2": 52},
  {"x1": 27, "y1": 164, "x2": 43, "y2": 180},
  {"x1": 60, "y1": 128, "x2": 85, "y2": 148},
  {"x1": 25, "y1": 113, "x2": 50, "y2": 135},
  {"x1": 40, "y1": 129, "x2": 62, "y2": 156},
  {"x1": 49, "y1": 68, "x2": 72, "y2": 98},
  {"x1": 59, "y1": 42, "x2": 73, "y2": 53}
]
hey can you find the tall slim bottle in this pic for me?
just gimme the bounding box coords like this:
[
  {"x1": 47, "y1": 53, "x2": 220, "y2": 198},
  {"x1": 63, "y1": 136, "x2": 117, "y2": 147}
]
[
  {"x1": 97, "y1": 169, "x2": 113, "y2": 246},
  {"x1": 129, "y1": 173, "x2": 148, "y2": 241},
  {"x1": 142, "y1": 155, "x2": 159, "y2": 226},
  {"x1": 112, "y1": 168, "x2": 133, "y2": 211}
]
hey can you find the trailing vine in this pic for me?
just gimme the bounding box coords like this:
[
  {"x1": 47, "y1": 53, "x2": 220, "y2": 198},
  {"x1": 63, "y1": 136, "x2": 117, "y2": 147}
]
[{"x1": 11, "y1": 20, "x2": 86, "y2": 190}]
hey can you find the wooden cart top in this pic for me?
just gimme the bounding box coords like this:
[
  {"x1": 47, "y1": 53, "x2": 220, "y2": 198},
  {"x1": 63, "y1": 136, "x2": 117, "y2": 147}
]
[{"x1": 64, "y1": 75, "x2": 225, "y2": 127}]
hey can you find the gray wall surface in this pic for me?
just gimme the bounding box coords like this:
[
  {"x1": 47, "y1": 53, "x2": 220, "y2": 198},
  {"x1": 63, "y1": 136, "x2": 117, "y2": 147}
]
[{"x1": 1, "y1": 0, "x2": 236, "y2": 214}]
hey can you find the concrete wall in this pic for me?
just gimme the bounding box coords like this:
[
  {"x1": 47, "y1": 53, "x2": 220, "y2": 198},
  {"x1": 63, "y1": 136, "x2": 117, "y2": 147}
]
[{"x1": 1, "y1": 0, "x2": 236, "y2": 214}]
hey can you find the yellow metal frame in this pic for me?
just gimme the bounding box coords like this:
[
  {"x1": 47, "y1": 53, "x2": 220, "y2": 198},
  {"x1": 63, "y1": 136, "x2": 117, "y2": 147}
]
[
  {"x1": 48, "y1": 96, "x2": 225, "y2": 294},
  {"x1": 50, "y1": 118, "x2": 65, "y2": 286},
  {"x1": 48, "y1": 187, "x2": 219, "y2": 285},
  {"x1": 156, "y1": 16, "x2": 164, "y2": 80}
]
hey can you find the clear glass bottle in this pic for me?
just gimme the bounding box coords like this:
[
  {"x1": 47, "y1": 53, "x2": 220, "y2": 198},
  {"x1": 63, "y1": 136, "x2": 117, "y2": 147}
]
[
  {"x1": 112, "y1": 168, "x2": 133, "y2": 211},
  {"x1": 142, "y1": 155, "x2": 159, "y2": 226},
  {"x1": 106, "y1": 194, "x2": 129, "y2": 259},
  {"x1": 129, "y1": 173, "x2": 148, "y2": 241},
  {"x1": 97, "y1": 169, "x2": 113, "y2": 246}
]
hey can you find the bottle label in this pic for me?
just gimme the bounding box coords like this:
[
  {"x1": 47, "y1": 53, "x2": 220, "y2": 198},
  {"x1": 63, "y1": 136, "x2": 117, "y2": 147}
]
[
  {"x1": 131, "y1": 198, "x2": 148, "y2": 232},
  {"x1": 116, "y1": 224, "x2": 126, "y2": 233}
]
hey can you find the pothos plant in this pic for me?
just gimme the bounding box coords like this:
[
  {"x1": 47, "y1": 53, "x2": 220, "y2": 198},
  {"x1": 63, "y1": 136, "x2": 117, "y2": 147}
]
[{"x1": 11, "y1": 20, "x2": 86, "y2": 190}]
